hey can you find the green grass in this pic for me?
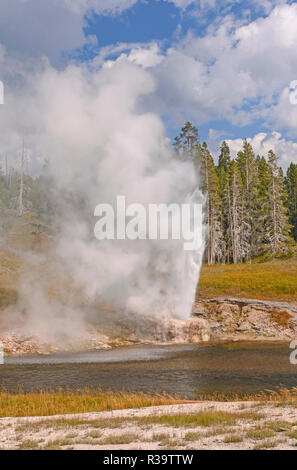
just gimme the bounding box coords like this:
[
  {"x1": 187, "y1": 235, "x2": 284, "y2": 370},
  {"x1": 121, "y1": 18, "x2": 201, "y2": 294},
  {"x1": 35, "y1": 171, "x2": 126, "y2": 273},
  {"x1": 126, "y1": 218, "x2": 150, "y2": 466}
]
[
  {"x1": 99, "y1": 434, "x2": 138, "y2": 445},
  {"x1": 184, "y1": 432, "x2": 201, "y2": 441},
  {"x1": 246, "y1": 429, "x2": 276, "y2": 440},
  {"x1": 224, "y1": 434, "x2": 243, "y2": 443},
  {"x1": 253, "y1": 440, "x2": 277, "y2": 450},
  {"x1": 137, "y1": 410, "x2": 263, "y2": 428},
  {"x1": 198, "y1": 256, "x2": 297, "y2": 301}
]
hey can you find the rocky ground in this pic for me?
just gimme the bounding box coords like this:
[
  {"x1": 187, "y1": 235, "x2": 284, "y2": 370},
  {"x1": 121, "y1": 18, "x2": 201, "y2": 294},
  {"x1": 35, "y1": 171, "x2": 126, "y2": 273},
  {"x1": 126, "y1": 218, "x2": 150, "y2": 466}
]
[
  {"x1": 193, "y1": 297, "x2": 297, "y2": 341},
  {"x1": 1, "y1": 402, "x2": 297, "y2": 450},
  {"x1": 1, "y1": 297, "x2": 297, "y2": 355}
]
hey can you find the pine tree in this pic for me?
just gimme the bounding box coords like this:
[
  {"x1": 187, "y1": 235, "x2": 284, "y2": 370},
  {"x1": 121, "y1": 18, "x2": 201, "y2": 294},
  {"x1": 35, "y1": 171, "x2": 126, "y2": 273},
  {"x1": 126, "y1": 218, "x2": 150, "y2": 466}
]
[
  {"x1": 173, "y1": 121, "x2": 201, "y2": 165},
  {"x1": 217, "y1": 141, "x2": 232, "y2": 262},
  {"x1": 201, "y1": 142, "x2": 224, "y2": 265},
  {"x1": 172, "y1": 126, "x2": 295, "y2": 265},
  {"x1": 218, "y1": 141, "x2": 232, "y2": 173},
  {"x1": 286, "y1": 163, "x2": 297, "y2": 242},
  {"x1": 228, "y1": 161, "x2": 249, "y2": 263},
  {"x1": 236, "y1": 140, "x2": 258, "y2": 260},
  {"x1": 255, "y1": 155, "x2": 271, "y2": 254},
  {"x1": 265, "y1": 150, "x2": 291, "y2": 254}
]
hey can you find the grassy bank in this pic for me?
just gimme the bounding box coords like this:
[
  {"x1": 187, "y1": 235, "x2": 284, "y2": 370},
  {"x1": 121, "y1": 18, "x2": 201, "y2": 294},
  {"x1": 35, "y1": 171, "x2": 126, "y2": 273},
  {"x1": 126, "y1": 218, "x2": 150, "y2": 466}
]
[
  {"x1": 2, "y1": 391, "x2": 297, "y2": 450},
  {"x1": 1, "y1": 387, "x2": 297, "y2": 418},
  {"x1": 0, "y1": 389, "x2": 182, "y2": 418},
  {"x1": 198, "y1": 256, "x2": 297, "y2": 301}
]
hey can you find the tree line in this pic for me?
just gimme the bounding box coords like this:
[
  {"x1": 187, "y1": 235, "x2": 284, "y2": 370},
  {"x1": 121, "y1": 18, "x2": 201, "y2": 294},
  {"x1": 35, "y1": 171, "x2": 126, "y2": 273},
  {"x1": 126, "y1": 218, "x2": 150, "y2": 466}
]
[
  {"x1": 174, "y1": 122, "x2": 297, "y2": 265},
  {"x1": 0, "y1": 126, "x2": 297, "y2": 265}
]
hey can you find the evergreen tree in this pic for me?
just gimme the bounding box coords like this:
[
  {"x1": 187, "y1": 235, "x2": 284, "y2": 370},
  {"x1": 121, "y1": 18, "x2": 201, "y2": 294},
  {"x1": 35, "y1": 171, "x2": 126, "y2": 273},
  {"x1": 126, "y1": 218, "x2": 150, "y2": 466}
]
[
  {"x1": 218, "y1": 141, "x2": 231, "y2": 173},
  {"x1": 173, "y1": 121, "x2": 201, "y2": 165},
  {"x1": 173, "y1": 125, "x2": 295, "y2": 264},
  {"x1": 265, "y1": 151, "x2": 291, "y2": 254},
  {"x1": 286, "y1": 163, "x2": 297, "y2": 242},
  {"x1": 201, "y1": 142, "x2": 224, "y2": 265},
  {"x1": 228, "y1": 161, "x2": 249, "y2": 263},
  {"x1": 236, "y1": 140, "x2": 258, "y2": 260},
  {"x1": 256, "y1": 155, "x2": 271, "y2": 253},
  {"x1": 216, "y1": 141, "x2": 232, "y2": 262}
]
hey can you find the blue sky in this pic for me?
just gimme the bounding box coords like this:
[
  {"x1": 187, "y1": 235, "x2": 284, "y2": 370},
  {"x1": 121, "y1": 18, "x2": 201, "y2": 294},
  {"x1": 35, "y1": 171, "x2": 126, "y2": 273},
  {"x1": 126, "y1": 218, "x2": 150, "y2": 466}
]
[
  {"x1": 78, "y1": 0, "x2": 297, "y2": 158},
  {"x1": 84, "y1": 0, "x2": 277, "y2": 50},
  {"x1": 0, "y1": 0, "x2": 297, "y2": 169},
  {"x1": 85, "y1": 2, "x2": 180, "y2": 48}
]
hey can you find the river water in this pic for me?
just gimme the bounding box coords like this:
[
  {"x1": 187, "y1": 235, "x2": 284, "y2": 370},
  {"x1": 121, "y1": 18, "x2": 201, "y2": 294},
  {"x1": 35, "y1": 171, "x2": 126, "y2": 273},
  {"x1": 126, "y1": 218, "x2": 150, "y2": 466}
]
[{"x1": 1, "y1": 342, "x2": 297, "y2": 398}]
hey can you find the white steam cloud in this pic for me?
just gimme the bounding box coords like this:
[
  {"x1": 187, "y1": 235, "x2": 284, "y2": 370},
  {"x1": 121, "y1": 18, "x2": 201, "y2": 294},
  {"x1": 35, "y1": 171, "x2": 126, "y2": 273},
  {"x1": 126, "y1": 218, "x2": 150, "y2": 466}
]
[{"x1": 1, "y1": 58, "x2": 205, "y2": 346}]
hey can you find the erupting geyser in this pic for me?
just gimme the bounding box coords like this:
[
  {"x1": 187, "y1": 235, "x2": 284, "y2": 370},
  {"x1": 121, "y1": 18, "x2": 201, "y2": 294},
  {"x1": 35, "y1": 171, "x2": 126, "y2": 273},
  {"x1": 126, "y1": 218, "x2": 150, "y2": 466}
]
[
  {"x1": 2, "y1": 59, "x2": 206, "y2": 347},
  {"x1": 47, "y1": 61, "x2": 206, "y2": 320}
]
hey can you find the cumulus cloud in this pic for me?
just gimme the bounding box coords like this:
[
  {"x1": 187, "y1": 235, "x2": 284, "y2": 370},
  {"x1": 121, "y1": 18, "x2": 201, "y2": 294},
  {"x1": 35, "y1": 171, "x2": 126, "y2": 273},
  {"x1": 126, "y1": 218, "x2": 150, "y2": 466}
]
[
  {"x1": 103, "y1": 43, "x2": 164, "y2": 69},
  {"x1": 150, "y1": 3, "x2": 297, "y2": 135},
  {"x1": 0, "y1": 0, "x2": 142, "y2": 64}
]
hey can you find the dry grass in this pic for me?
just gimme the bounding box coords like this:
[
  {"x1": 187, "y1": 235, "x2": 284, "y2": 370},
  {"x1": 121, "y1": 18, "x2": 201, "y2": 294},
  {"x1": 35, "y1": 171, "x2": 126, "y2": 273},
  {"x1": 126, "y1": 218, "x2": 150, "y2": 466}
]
[
  {"x1": 3, "y1": 387, "x2": 297, "y2": 420},
  {"x1": 0, "y1": 251, "x2": 20, "y2": 290},
  {"x1": 246, "y1": 429, "x2": 276, "y2": 440},
  {"x1": 198, "y1": 256, "x2": 297, "y2": 301},
  {"x1": 253, "y1": 440, "x2": 277, "y2": 450},
  {"x1": 266, "y1": 421, "x2": 294, "y2": 432},
  {"x1": 136, "y1": 410, "x2": 263, "y2": 428},
  {"x1": 224, "y1": 434, "x2": 243, "y2": 443},
  {"x1": 191, "y1": 387, "x2": 297, "y2": 404},
  {"x1": 184, "y1": 432, "x2": 201, "y2": 441},
  {"x1": 0, "y1": 389, "x2": 181, "y2": 418},
  {"x1": 99, "y1": 434, "x2": 139, "y2": 445}
]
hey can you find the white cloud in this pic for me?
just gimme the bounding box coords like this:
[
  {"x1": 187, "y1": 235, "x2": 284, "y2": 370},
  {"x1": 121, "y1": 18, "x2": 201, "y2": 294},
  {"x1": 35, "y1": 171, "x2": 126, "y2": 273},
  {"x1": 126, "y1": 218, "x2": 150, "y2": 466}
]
[
  {"x1": 103, "y1": 43, "x2": 164, "y2": 69},
  {"x1": 165, "y1": 0, "x2": 197, "y2": 8},
  {"x1": 1, "y1": 0, "x2": 297, "y2": 166},
  {"x1": 0, "y1": 0, "x2": 87, "y2": 64},
  {"x1": 150, "y1": 3, "x2": 297, "y2": 135},
  {"x1": 0, "y1": 0, "x2": 141, "y2": 64},
  {"x1": 166, "y1": 0, "x2": 286, "y2": 15},
  {"x1": 226, "y1": 132, "x2": 297, "y2": 168},
  {"x1": 60, "y1": 0, "x2": 139, "y2": 14}
]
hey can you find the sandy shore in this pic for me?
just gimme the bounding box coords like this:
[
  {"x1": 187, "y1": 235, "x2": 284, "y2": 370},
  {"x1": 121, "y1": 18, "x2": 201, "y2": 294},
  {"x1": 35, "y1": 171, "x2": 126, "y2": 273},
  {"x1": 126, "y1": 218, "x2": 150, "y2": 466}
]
[{"x1": 1, "y1": 401, "x2": 297, "y2": 450}]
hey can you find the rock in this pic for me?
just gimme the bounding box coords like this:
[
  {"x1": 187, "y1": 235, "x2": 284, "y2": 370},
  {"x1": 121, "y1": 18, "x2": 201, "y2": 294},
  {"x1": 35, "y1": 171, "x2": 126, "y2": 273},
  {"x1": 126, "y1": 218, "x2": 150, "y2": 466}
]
[
  {"x1": 210, "y1": 322, "x2": 220, "y2": 329},
  {"x1": 163, "y1": 317, "x2": 211, "y2": 344},
  {"x1": 193, "y1": 297, "x2": 297, "y2": 341}
]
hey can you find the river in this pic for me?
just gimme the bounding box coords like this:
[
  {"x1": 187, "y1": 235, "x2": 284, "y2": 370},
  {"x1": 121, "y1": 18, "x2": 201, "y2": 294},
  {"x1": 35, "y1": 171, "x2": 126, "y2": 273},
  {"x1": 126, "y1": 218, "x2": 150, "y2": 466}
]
[{"x1": 0, "y1": 342, "x2": 296, "y2": 398}]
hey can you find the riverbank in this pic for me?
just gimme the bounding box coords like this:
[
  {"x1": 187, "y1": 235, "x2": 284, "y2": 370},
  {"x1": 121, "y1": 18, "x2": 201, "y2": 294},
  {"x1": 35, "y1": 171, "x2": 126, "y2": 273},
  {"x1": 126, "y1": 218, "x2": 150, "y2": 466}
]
[
  {"x1": 1, "y1": 250, "x2": 297, "y2": 355},
  {"x1": 1, "y1": 296, "x2": 297, "y2": 355},
  {"x1": 1, "y1": 399, "x2": 297, "y2": 450}
]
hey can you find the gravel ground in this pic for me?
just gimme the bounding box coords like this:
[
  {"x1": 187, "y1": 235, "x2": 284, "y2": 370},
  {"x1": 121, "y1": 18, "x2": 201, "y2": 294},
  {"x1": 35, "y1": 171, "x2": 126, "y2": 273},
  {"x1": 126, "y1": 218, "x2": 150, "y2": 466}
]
[{"x1": 1, "y1": 401, "x2": 297, "y2": 450}]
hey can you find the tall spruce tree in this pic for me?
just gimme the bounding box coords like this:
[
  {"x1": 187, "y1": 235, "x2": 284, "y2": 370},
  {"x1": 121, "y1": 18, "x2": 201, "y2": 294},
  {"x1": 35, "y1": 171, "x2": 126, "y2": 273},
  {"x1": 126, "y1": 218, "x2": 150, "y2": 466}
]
[
  {"x1": 217, "y1": 141, "x2": 232, "y2": 262},
  {"x1": 265, "y1": 150, "x2": 291, "y2": 254},
  {"x1": 228, "y1": 160, "x2": 249, "y2": 263},
  {"x1": 256, "y1": 155, "x2": 271, "y2": 253},
  {"x1": 236, "y1": 140, "x2": 258, "y2": 260},
  {"x1": 173, "y1": 121, "x2": 201, "y2": 164},
  {"x1": 286, "y1": 163, "x2": 297, "y2": 242},
  {"x1": 201, "y1": 142, "x2": 224, "y2": 265}
]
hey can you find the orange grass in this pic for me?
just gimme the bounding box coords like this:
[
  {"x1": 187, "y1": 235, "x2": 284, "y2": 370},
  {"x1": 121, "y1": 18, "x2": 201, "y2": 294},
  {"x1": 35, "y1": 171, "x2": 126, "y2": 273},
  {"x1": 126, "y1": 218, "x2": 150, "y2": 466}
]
[{"x1": 0, "y1": 388, "x2": 183, "y2": 418}]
